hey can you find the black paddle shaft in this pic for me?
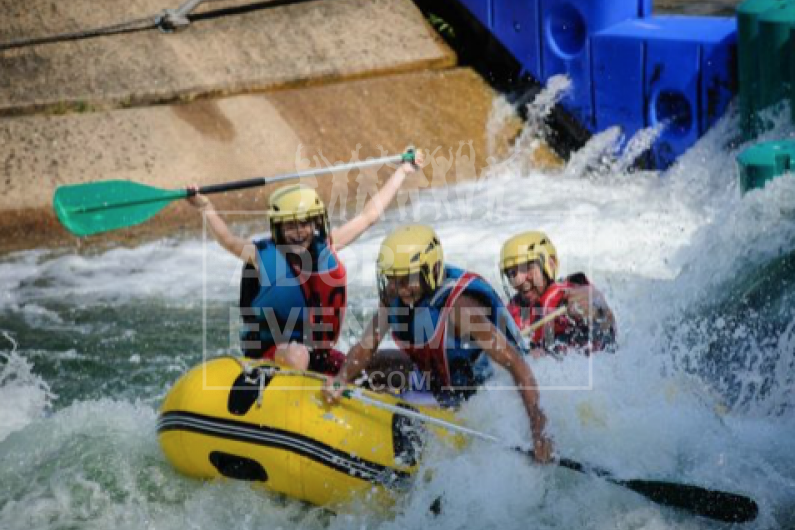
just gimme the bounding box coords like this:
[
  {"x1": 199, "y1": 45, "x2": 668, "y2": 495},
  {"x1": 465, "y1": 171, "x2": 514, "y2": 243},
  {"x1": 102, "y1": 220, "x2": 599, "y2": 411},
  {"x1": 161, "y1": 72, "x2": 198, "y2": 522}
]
[{"x1": 195, "y1": 177, "x2": 271, "y2": 196}]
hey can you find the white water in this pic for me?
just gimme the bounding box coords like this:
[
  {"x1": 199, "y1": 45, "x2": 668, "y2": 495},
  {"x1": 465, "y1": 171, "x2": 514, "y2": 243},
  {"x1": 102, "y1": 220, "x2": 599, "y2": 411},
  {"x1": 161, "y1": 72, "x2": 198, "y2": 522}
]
[
  {"x1": 1, "y1": 94, "x2": 794, "y2": 528},
  {"x1": 0, "y1": 332, "x2": 54, "y2": 442}
]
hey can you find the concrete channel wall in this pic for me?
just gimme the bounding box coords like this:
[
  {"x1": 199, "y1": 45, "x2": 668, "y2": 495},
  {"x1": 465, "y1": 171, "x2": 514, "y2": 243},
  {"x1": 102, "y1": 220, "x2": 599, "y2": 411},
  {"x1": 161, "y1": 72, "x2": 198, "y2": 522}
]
[{"x1": 0, "y1": 0, "x2": 542, "y2": 252}]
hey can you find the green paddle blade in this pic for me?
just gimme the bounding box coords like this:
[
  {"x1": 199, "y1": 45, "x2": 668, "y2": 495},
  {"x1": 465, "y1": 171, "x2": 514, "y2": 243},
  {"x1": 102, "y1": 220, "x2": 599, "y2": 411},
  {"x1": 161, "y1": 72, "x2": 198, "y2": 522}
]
[{"x1": 53, "y1": 180, "x2": 187, "y2": 237}]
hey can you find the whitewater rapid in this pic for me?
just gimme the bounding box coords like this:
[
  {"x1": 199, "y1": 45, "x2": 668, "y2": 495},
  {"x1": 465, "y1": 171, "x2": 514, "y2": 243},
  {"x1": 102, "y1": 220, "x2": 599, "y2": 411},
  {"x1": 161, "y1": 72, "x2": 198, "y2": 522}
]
[{"x1": 1, "y1": 94, "x2": 794, "y2": 529}]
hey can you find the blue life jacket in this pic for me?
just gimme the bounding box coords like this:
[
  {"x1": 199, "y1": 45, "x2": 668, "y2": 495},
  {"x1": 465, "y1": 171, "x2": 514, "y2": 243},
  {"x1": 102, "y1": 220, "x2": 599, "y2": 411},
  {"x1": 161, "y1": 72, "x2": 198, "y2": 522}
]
[
  {"x1": 387, "y1": 264, "x2": 525, "y2": 406},
  {"x1": 239, "y1": 237, "x2": 346, "y2": 358}
]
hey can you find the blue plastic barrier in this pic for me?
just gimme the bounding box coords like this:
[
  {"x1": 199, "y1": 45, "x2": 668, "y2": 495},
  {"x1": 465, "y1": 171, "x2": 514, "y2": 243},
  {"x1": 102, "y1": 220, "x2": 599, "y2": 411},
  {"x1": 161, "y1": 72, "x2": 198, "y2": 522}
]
[
  {"x1": 538, "y1": 0, "x2": 646, "y2": 128},
  {"x1": 456, "y1": 0, "x2": 652, "y2": 87},
  {"x1": 493, "y1": 0, "x2": 543, "y2": 79},
  {"x1": 457, "y1": 0, "x2": 493, "y2": 30},
  {"x1": 593, "y1": 16, "x2": 736, "y2": 168},
  {"x1": 449, "y1": 0, "x2": 738, "y2": 169}
]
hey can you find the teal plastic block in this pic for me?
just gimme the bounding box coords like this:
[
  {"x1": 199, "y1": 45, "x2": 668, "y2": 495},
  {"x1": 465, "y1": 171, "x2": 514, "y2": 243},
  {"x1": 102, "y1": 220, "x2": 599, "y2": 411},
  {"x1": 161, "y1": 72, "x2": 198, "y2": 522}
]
[{"x1": 736, "y1": 139, "x2": 795, "y2": 192}]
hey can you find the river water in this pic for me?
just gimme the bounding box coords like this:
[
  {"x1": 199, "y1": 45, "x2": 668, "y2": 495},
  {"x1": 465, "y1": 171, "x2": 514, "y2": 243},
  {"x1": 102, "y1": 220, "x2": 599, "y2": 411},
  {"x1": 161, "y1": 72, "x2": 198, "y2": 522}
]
[{"x1": 1, "y1": 90, "x2": 794, "y2": 529}]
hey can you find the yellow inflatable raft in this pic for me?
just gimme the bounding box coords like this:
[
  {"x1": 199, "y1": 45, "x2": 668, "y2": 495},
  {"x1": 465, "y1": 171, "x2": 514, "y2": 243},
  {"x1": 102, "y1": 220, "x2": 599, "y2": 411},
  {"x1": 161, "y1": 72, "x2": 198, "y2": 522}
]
[{"x1": 157, "y1": 356, "x2": 458, "y2": 508}]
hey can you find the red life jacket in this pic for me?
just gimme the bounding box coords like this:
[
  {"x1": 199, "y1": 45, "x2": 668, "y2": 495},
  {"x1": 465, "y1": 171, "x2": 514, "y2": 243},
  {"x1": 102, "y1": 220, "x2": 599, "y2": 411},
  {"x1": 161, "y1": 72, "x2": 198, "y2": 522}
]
[
  {"x1": 508, "y1": 273, "x2": 614, "y2": 354},
  {"x1": 299, "y1": 244, "x2": 347, "y2": 353}
]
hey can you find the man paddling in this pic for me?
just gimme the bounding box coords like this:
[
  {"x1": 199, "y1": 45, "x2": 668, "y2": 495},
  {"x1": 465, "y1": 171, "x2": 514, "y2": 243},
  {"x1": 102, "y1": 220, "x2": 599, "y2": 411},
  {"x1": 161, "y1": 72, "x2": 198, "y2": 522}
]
[
  {"x1": 187, "y1": 150, "x2": 424, "y2": 374},
  {"x1": 500, "y1": 231, "x2": 616, "y2": 356},
  {"x1": 323, "y1": 224, "x2": 554, "y2": 462}
]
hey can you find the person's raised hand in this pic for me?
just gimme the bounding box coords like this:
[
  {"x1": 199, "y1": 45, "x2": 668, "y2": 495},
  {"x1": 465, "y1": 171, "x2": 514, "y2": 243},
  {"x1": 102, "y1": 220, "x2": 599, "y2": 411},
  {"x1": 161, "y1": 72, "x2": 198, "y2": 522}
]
[
  {"x1": 401, "y1": 149, "x2": 425, "y2": 174},
  {"x1": 186, "y1": 184, "x2": 211, "y2": 210}
]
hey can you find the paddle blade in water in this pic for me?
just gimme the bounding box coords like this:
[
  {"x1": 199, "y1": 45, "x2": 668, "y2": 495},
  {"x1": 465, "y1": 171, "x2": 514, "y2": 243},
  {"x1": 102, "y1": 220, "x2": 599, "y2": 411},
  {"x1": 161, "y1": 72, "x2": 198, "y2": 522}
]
[
  {"x1": 53, "y1": 180, "x2": 186, "y2": 236},
  {"x1": 621, "y1": 479, "x2": 759, "y2": 523},
  {"x1": 552, "y1": 457, "x2": 758, "y2": 523}
]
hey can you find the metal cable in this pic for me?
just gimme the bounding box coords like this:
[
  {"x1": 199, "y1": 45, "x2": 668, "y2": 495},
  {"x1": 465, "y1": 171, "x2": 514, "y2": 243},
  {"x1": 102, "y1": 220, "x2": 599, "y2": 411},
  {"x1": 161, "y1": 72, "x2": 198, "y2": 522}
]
[
  {"x1": 0, "y1": 14, "x2": 160, "y2": 52},
  {"x1": 0, "y1": 0, "x2": 316, "y2": 52}
]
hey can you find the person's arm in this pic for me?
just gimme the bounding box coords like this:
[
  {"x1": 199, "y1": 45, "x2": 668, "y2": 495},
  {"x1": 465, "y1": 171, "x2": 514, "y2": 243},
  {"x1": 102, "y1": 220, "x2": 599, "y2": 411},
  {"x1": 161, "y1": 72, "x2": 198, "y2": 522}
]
[
  {"x1": 322, "y1": 306, "x2": 388, "y2": 403},
  {"x1": 331, "y1": 150, "x2": 424, "y2": 251},
  {"x1": 451, "y1": 294, "x2": 554, "y2": 463},
  {"x1": 186, "y1": 186, "x2": 257, "y2": 266}
]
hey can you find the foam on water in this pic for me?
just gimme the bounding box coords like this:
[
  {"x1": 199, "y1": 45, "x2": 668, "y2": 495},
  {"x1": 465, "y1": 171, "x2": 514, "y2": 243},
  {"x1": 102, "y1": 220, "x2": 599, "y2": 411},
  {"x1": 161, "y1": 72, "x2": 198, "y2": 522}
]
[
  {"x1": 0, "y1": 398, "x2": 333, "y2": 530},
  {"x1": 0, "y1": 236, "x2": 250, "y2": 311},
  {"x1": 0, "y1": 332, "x2": 55, "y2": 442}
]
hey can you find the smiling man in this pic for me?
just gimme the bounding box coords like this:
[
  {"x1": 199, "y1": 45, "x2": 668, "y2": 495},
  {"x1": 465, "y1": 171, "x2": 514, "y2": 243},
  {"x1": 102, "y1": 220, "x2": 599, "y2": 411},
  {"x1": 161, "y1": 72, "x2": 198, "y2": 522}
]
[
  {"x1": 500, "y1": 231, "x2": 616, "y2": 356},
  {"x1": 323, "y1": 224, "x2": 553, "y2": 462}
]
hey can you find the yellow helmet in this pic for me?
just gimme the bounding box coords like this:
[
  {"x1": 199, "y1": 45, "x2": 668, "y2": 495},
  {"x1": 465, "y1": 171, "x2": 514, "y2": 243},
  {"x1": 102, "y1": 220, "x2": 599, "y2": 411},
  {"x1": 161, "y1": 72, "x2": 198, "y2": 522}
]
[
  {"x1": 267, "y1": 185, "x2": 329, "y2": 243},
  {"x1": 377, "y1": 225, "x2": 444, "y2": 298},
  {"x1": 500, "y1": 231, "x2": 558, "y2": 281}
]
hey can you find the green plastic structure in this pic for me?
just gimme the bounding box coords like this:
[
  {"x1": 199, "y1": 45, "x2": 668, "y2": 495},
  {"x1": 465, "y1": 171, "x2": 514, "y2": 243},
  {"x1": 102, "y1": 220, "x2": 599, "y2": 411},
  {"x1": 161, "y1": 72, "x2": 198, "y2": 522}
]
[
  {"x1": 736, "y1": 139, "x2": 795, "y2": 191},
  {"x1": 737, "y1": 0, "x2": 795, "y2": 137}
]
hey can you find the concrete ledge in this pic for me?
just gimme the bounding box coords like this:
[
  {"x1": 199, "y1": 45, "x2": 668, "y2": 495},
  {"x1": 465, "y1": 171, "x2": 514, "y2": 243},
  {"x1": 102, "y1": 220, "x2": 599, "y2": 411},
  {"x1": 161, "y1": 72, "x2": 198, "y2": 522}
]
[
  {"x1": 0, "y1": 68, "x2": 532, "y2": 253},
  {"x1": 0, "y1": 0, "x2": 455, "y2": 114}
]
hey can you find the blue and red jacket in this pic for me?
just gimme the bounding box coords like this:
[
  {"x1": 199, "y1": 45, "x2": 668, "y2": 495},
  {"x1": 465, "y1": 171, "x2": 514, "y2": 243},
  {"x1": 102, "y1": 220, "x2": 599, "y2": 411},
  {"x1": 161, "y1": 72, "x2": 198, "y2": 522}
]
[
  {"x1": 239, "y1": 237, "x2": 346, "y2": 373},
  {"x1": 385, "y1": 265, "x2": 525, "y2": 407}
]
